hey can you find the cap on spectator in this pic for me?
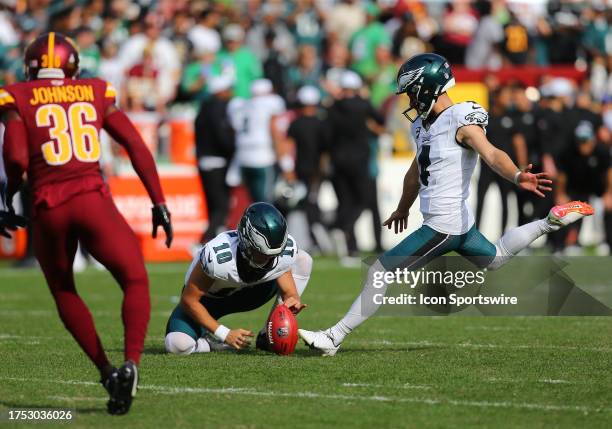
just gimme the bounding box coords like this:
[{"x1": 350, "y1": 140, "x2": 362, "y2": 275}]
[
  {"x1": 549, "y1": 78, "x2": 574, "y2": 98},
  {"x1": 575, "y1": 121, "x2": 594, "y2": 142},
  {"x1": 193, "y1": 31, "x2": 221, "y2": 55},
  {"x1": 223, "y1": 24, "x2": 244, "y2": 42},
  {"x1": 340, "y1": 70, "x2": 363, "y2": 90},
  {"x1": 208, "y1": 75, "x2": 234, "y2": 94},
  {"x1": 540, "y1": 78, "x2": 573, "y2": 99},
  {"x1": 297, "y1": 86, "x2": 321, "y2": 106},
  {"x1": 251, "y1": 79, "x2": 273, "y2": 96}
]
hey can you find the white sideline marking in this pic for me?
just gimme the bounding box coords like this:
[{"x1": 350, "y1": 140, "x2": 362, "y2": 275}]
[
  {"x1": 1, "y1": 377, "x2": 607, "y2": 413},
  {"x1": 342, "y1": 382, "x2": 432, "y2": 390},
  {"x1": 369, "y1": 340, "x2": 612, "y2": 353}
]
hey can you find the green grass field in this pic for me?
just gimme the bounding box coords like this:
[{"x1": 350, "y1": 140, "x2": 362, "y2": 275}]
[{"x1": 0, "y1": 258, "x2": 611, "y2": 428}]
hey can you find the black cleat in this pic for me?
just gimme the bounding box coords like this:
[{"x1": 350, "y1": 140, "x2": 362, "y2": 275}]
[
  {"x1": 106, "y1": 361, "x2": 138, "y2": 415},
  {"x1": 100, "y1": 367, "x2": 118, "y2": 396},
  {"x1": 255, "y1": 330, "x2": 271, "y2": 352}
]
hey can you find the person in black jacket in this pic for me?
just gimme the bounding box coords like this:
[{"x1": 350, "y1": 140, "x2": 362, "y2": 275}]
[
  {"x1": 285, "y1": 85, "x2": 330, "y2": 250},
  {"x1": 327, "y1": 71, "x2": 385, "y2": 262},
  {"x1": 554, "y1": 122, "x2": 612, "y2": 252},
  {"x1": 510, "y1": 82, "x2": 548, "y2": 225},
  {"x1": 476, "y1": 86, "x2": 515, "y2": 233},
  {"x1": 194, "y1": 75, "x2": 236, "y2": 242}
]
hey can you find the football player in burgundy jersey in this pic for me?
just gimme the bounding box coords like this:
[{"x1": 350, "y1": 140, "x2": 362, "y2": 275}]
[{"x1": 0, "y1": 32, "x2": 173, "y2": 415}]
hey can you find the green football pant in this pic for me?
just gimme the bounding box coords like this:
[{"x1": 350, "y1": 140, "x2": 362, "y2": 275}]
[
  {"x1": 379, "y1": 224, "x2": 496, "y2": 271},
  {"x1": 165, "y1": 280, "x2": 278, "y2": 341}
]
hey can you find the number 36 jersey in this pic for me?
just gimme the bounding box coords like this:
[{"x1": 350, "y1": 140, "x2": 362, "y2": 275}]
[
  {"x1": 411, "y1": 102, "x2": 488, "y2": 235},
  {"x1": 185, "y1": 230, "x2": 298, "y2": 298},
  {"x1": 0, "y1": 78, "x2": 116, "y2": 206}
]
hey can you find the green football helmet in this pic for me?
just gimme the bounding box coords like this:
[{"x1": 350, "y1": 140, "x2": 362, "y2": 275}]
[
  {"x1": 396, "y1": 53, "x2": 455, "y2": 122},
  {"x1": 237, "y1": 202, "x2": 288, "y2": 268}
]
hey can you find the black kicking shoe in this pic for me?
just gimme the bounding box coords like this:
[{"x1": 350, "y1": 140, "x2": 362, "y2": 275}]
[
  {"x1": 255, "y1": 330, "x2": 271, "y2": 352},
  {"x1": 106, "y1": 361, "x2": 138, "y2": 415}
]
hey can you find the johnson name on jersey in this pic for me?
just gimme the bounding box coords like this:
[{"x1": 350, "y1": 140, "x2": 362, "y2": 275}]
[
  {"x1": 185, "y1": 230, "x2": 298, "y2": 298},
  {"x1": 0, "y1": 79, "x2": 116, "y2": 189},
  {"x1": 411, "y1": 101, "x2": 488, "y2": 235}
]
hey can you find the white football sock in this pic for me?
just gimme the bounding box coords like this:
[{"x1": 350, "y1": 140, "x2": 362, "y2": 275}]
[
  {"x1": 165, "y1": 332, "x2": 212, "y2": 355},
  {"x1": 165, "y1": 332, "x2": 204, "y2": 355},
  {"x1": 488, "y1": 218, "x2": 555, "y2": 270},
  {"x1": 328, "y1": 260, "x2": 388, "y2": 344}
]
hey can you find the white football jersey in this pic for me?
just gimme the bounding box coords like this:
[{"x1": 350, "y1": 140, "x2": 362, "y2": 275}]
[
  {"x1": 185, "y1": 230, "x2": 298, "y2": 298},
  {"x1": 228, "y1": 94, "x2": 286, "y2": 168},
  {"x1": 411, "y1": 101, "x2": 488, "y2": 235}
]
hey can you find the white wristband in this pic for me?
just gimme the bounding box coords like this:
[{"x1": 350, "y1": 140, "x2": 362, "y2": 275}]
[
  {"x1": 513, "y1": 170, "x2": 521, "y2": 185},
  {"x1": 214, "y1": 325, "x2": 230, "y2": 342}
]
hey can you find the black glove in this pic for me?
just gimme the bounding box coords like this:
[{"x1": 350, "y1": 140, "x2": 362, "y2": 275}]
[
  {"x1": 0, "y1": 209, "x2": 28, "y2": 239},
  {"x1": 152, "y1": 203, "x2": 173, "y2": 248}
]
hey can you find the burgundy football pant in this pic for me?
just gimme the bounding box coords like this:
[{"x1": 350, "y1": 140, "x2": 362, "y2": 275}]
[{"x1": 33, "y1": 189, "x2": 150, "y2": 370}]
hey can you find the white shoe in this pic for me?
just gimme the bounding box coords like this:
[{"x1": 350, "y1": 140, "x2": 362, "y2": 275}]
[
  {"x1": 547, "y1": 201, "x2": 594, "y2": 229},
  {"x1": 298, "y1": 329, "x2": 340, "y2": 356}
]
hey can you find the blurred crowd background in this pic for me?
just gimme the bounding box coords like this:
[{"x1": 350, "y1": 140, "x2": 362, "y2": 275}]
[{"x1": 1, "y1": 0, "x2": 612, "y2": 266}]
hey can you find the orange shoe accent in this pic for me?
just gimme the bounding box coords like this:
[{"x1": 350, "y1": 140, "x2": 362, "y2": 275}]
[{"x1": 550, "y1": 201, "x2": 594, "y2": 218}]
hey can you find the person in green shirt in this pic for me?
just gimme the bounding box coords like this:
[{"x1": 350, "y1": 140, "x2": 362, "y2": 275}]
[
  {"x1": 360, "y1": 42, "x2": 396, "y2": 109},
  {"x1": 348, "y1": 3, "x2": 391, "y2": 77},
  {"x1": 180, "y1": 49, "x2": 217, "y2": 103},
  {"x1": 214, "y1": 24, "x2": 262, "y2": 98},
  {"x1": 75, "y1": 26, "x2": 101, "y2": 78}
]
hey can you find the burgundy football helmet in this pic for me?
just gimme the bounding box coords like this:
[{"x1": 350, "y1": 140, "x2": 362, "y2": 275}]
[{"x1": 24, "y1": 32, "x2": 80, "y2": 80}]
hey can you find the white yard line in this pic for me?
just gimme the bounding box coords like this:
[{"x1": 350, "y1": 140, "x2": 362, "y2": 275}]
[
  {"x1": 1, "y1": 333, "x2": 610, "y2": 353},
  {"x1": 1, "y1": 377, "x2": 607, "y2": 414},
  {"x1": 0, "y1": 260, "x2": 348, "y2": 277},
  {"x1": 0, "y1": 334, "x2": 65, "y2": 340},
  {"x1": 48, "y1": 395, "x2": 106, "y2": 402},
  {"x1": 486, "y1": 378, "x2": 577, "y2": 385},
  {"x1": 464, "y1": 326, "x2": 520, "y2": 331},
  {"x1": 368, "y1": 339, "x2": 612, "y2": 353},
  {"x1": 539, "y1": 379, "x2": 573, "y2": 384},
  {"x1": 0, "y1": 310, "x2": 171, "y2": 317},
  {"x1": 342, "y1": 382, "x2": 432, "y2": 390}
]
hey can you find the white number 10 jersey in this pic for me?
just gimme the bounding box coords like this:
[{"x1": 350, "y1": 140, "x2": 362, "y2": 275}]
[
  {"x1": 185, "y1": 230, "x2": 298, "y2": 298},
  {"x1": 411, "y1": 101, "x2": 488, "y2": 235}
]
